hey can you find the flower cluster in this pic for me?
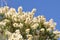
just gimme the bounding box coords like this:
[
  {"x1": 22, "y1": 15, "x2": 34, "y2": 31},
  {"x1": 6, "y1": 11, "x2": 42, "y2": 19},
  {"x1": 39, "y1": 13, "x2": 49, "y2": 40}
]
[{"x1": 0, "y1": 6, "x2": 60, "y2": 40}]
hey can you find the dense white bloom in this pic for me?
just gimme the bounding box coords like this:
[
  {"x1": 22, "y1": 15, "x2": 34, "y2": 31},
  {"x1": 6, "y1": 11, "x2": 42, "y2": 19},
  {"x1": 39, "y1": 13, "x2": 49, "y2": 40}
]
[
  {"x1": 46, "y1": 28, "x2": 52, "y2": 32},
  {"x1": 28, "y1": 12, "x2": 34, "y2": 19},
  {"x1": 18, "y1": 6, "x2": 23, "y2": 15},
  {"x1": 3, "y1": 19, "x2": 10, "y2": 23},
  {"x1": 19, "y1": 14, "x2": 27, "y2": 21},
  {"x1": 48, "y1": 19, "x2": 57, "y2": 30},
  {"x1": 13, "y1": 23, "x2": 19, "y2": 27},
  {"x1": 32, "y1": 17, "x2": 38, "y2": 23},
  {"x1": 31, "y1": 8, "x2": 36, "y2": 14},
  {"x1": 44, "y1": 19, "x2": 56, "y2": 30},
  {"x1": 25, "y1": 29, "x2": 30, "y2": 34},
  {"x1": 37, "y1": 16, "x2": 41, "y2": 23},
  {"x1": 0, "y1": 6, "x2": 60, "y2": 40},
  {"x1": 16, "y1": 34, "x2": 23, "y2": 40},
  {"x1": 27, "y1": 34, "x2": 33, "y2": 40},
  {"x1": 0, "y1": 7, "x2": 3, "y2": 13},
  {"x1": 15, "y1": 29, "x2": 20, "y2": 34},
  {"x1": 54, "y1": 35, "x2": 59, "y2": 39},
  {"x1": 8, "y1": 30, "x2": 23, "y2": 40},
  {"x1": 9, "y1": 8, "x2": 16, "y2": 13},
  {"x1": 5, "y1": 31, "x2": 12, "y2": 38},
  {"x1": 49, "y1": 19, "x2": 56, "y2": 26},
  {"x1": 40, "y1": 15, "x2": 46, "y2": 23},
  {"x1": 49, "y1": 19, "x2": 53, "y2": 24},
  {"x1": 25, "y1": 17, "x2": 31, "y2": 24},
  {"x1": 44, "y1": 22, "x2": 49, "y2": 28},
  {"x1": 19, "y1": 23, "x2": 23, "y2": 28},
  {"x1": 53, "y1": 30, "x2": 60, "y2": 34},
  {"x1": 12, "y1": 14, "x2": 18, "y2": 22},
  {"x1": 5, "y1": 11, "x2": 14, "y2": 18},
  {"x1": 9, "y1": 33, "x2": 17, "y2": 40},
  {"x1": 36, "y1": 15, "x2": 46, "y2": 23},
  {"x1": 5, "y1": 8, "x2": 16, "y2": 18},
  {"x1": 15, "y1": 30, "x2": 23, "y2": 40},
  {"x1": 40, "y1": 28, "x2": 45, "y2": 32},
  {"x1": 13, "y1": 23, "x2": 23, "y2": 28},
  {"x1": 31, "y1": 23, "x2": 39, "y2": 29},
  {"x1": 2, "y1": 6, "x2": 9, "y2": 13},
  {"x1": 0, "y1": 22, "x2": 6, "y2": 26}
]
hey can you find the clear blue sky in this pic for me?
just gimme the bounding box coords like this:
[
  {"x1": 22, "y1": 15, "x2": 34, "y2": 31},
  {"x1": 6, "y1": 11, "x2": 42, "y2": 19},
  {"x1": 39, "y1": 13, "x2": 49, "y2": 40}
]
[{"x1": 1, "y1": 0, "x2": 60, "y2": 40}]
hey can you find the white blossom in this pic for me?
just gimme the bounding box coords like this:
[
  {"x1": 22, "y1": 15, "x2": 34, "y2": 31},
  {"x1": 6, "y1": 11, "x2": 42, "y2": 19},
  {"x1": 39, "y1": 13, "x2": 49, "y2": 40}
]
[
  {"x1": 25, "y1": 17, "x2": 31, "y2": 24},
  {"x1": 2, "y1": 6, "x2": 9, "y2": 13},
  {"x1": 0, "y1": 22, "x2": 6, "y2": 26},
  {"x1": 0, "y1": 7, "x2": 3, "y2": 13},
  {"x1": 40, "y1": 28, "x2": 45, "y2": 32},
  {"x1": 13, "y1": 23, "x2": 19, "y2": 27},
  {"x1": 46, "y1": 28, "x2": 52, "y2": 32},
  {"x1": 53, "y1": 30, "x2": 60, "y2": 34},
  {"x1": 18, "y1": 6, "x2": 23, "y2": 15},
  {"x1": 25, "y1": 29, "x2": 30, "y2": 34},
  {"x1": 19, "y1": 23, "x2": 23, "y2": 28},
  {"x1": 32, "y1": 17, "x2": 38, "y2": 23},
  {"x1": 0, "y1": 6, "x2": 60, "y2": 40},
  {"x1": 31, "y1": 23, "x2": 39, "y2": 29}
]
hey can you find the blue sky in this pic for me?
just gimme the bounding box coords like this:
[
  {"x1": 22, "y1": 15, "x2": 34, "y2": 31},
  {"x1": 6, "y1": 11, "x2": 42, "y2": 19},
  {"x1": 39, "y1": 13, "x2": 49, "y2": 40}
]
[{"x1": 1, "y1": 0, "x2": 60, "y2": 40}]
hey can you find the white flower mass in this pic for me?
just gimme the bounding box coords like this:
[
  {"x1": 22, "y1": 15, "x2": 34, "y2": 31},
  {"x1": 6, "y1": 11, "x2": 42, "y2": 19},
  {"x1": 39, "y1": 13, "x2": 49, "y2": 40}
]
[{"x1": 0, "y1": 6, "x2": 60, "y2": 40}]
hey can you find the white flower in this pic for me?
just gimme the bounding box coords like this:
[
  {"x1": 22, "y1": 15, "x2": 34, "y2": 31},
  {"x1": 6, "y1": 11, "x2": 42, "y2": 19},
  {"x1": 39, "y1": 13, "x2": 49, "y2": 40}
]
[
  {"x1": 46, "y1": 28, "x2": 52, "y2": 32},
  {"x1": 48, "y1": 19, "x2": 57, "y2": 30},
  {"x1": 31, "y1": 8, "x2": 36, "y2": 14},
  {"x1": 18, "y1": 6, "x2": 23, "y2": 15},
  {"x1": 13, "y1": 23, "x2": 19, "y2": 27},
  {"x1": 5, "y1": 12, "x2": 14, "y2": 18},
  {"x1": 44, "y1": 22, "x2": 49, "y2": 28},
  {"x1": 13, "y1": 18, "x2": 18, "y2": 22},
  {"x1": 27, "y1": 34, "x2": 33, "y2": 40},
  {"x1": 49, "y1": 24, "x2": 56, "y2": 30},
  {"x1": 25, "y1": 17, "x2": 31, "y2": 24},
  {"x1": 12, "y1": 33, "x2": 16, "y2": 38},
  {"x1": 5, "y1": 31, "x2": 12, "y2": 37},
  {"x1": 20, "y1": 15, "x2": 27, "y2": 21},
  {"x1": 0, "y1": 6, "x2": 60, "y2": 40},
  {"x1": 49, "y1": 19, "x2": 53, "y2": 24},
  {"x1": 12, "y1": 14, "x2": 18, "y2": 22},
  {"x1": 40, "y1": 28, "x2": 45, "y2": 32},
  {"x1": 9, "y1": 8, "x2": 16, "y2": 13},
  {"x1": 19, "y1": 23, "x2": 23, "y2": 28},
  {"x1": 0, "y1": 7, "x2": 3, "y2": 13},
  {"x1": 49, "y1": 19, "x2": 56, "y2": 26},
  {"x1": 23, "y1": 12, "x2": 28, "y2": 18},
  {"x1": 17, "y1": 34, "x2": 23, "y2": 40},
  {"x1": 9, "y1": 33, "x2": 16, "y2": 40},
  {"x1": 31, "y1": 23, "x2": 39, "y2": 29},
  {"x1": 8, "y1": 30, "x2": 23, "y2": 40},
  {"x1": 53, "y1": 30, "x2": 60, "y2": 34},
  {"x1": 32, "y1": 17, "x2": 38, "y2": 23},
  {"x1": 40, "y1": 15, "x2": 46, "y2": 23},
  {"x1": 0, "y1": 22, "x2": 6, "y2": 26},
  {"x1": 15, "y1": 29, "x2": 20, "y2": 34},
  {"x1": 3, "y1": 19, "x2": 10, "y2": 23},
  {"x1": 54, "y1": 35, "x2": 59, "y2": 39},
  {"x1": 27, "y1": 34, "x2": 33, "y2": 38},
  {"x1": 5, "y1": 13, "x2": 10, "y2": 18},
  {"x1": 2, "y1": 6, "x2": 9, "y2": 13},
  {"x1": 25, "y1": 29, "x2": 30, "y2": 34}
]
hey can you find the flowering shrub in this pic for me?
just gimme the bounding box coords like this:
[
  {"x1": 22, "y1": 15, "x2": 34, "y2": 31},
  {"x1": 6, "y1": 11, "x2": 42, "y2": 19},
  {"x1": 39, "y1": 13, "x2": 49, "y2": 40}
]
[{"x1": 0, "y1": 6, "x2": 60, "y2": 40}]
